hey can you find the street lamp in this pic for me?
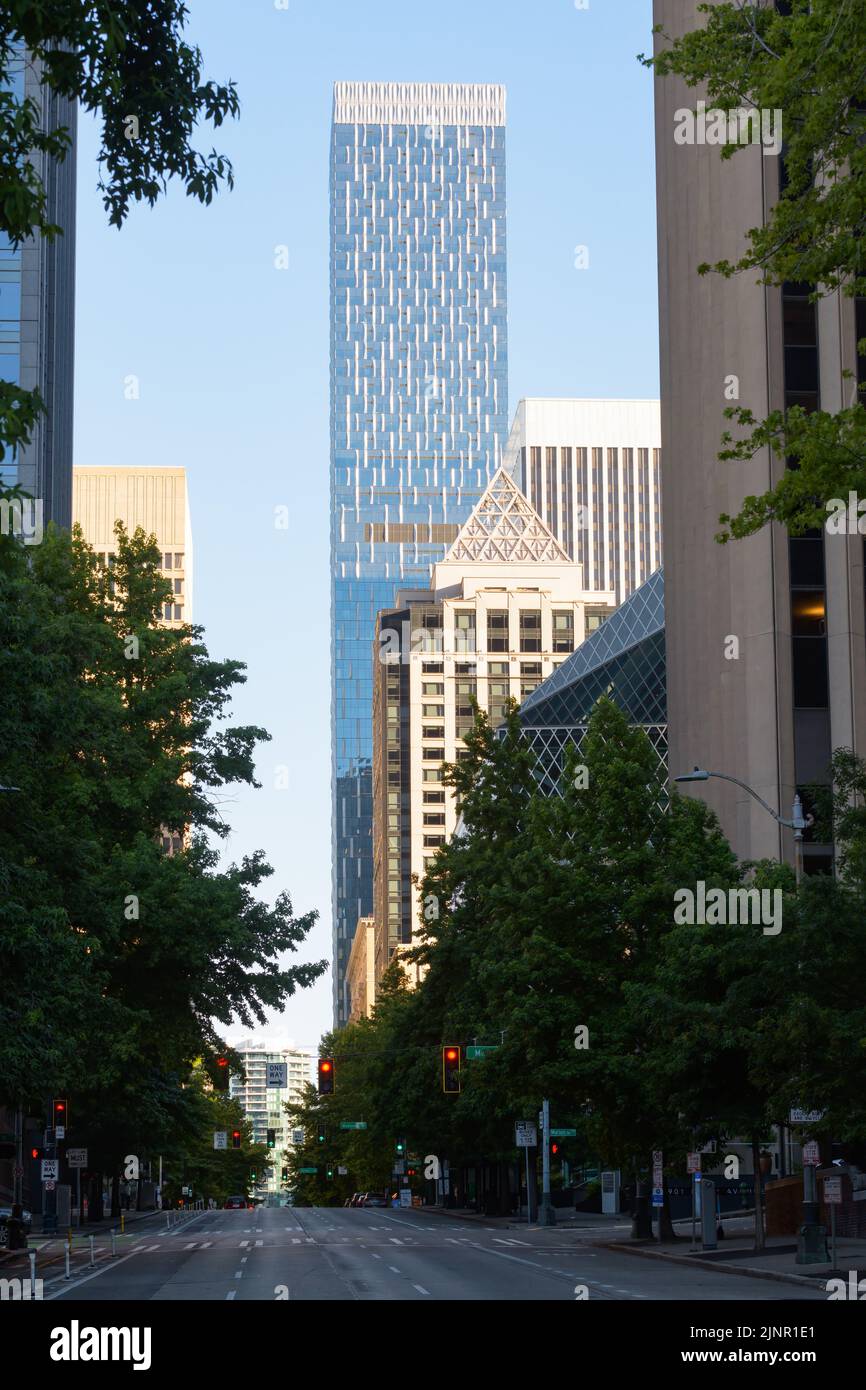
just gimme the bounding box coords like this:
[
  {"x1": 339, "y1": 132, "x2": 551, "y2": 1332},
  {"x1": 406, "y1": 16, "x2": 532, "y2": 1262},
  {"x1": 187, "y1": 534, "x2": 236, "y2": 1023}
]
[
  {"x1": 674, "y1": 765, "x2": 824, "y2": 1260},
  {"x1": 673, "y1": 767, "x2": 812, "y2": 884}
]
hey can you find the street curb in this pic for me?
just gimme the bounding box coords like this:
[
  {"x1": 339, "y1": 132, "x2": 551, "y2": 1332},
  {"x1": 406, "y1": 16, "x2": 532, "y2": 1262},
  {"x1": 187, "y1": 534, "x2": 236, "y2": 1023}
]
[{"x1": 594, "y1": 1239, "x2": 828, "y2": 1290}]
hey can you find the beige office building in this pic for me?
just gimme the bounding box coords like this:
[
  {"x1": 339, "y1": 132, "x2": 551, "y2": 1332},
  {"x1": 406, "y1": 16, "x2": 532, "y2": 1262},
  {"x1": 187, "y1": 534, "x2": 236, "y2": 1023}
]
[
  {"x1": 346, "y1": 917, "x2": 376, "y2": 1023},
  {"x1": 503, "y1": 398, "x2": 662, "y2": 605},
  {"x1": 72, "y1": 466, "x2": 193, "y2": 629},
  {"x1": 652, "y1": 0, "x2": 866, "y2": 871},
  {"x1": 370, "y1": 469, "x2": 616, "y2": 992}
]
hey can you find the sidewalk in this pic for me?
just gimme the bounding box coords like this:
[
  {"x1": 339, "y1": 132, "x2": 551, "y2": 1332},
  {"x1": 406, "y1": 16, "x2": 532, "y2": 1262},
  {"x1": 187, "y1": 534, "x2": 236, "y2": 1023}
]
[
  {"x1": 597, "y1": 1217, "x2": 866, "y2": 1289},
  {"x1": 0, "y1": 1205, "x2": 197, "y2": 1272}
]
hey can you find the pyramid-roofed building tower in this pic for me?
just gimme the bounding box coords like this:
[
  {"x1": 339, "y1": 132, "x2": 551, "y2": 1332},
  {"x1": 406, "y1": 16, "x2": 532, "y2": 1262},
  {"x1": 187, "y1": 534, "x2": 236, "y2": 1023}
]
[{"x1": 347, "y1": 470, "x2": 616, "y2": 1016}]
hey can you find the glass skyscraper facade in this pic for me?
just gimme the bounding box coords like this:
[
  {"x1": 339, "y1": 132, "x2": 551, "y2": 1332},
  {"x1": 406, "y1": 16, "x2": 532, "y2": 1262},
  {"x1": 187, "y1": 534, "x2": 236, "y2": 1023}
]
[{"x1": 330, "y1": 81, "x2": 508, "y2": 1025}]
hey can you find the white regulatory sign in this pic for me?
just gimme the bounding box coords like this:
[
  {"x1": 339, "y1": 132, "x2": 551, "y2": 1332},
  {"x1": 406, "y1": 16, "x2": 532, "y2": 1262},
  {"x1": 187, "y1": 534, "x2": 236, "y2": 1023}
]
[
  {"x1": 41, "y1": 1159, "x2": 59, "y2": 1181},
  {"x1": 213, "y1": 1131, "x2": 227, "y2": 1151},
  {"x1": 515, "y1": 1121, "x2": 537, "y2": 1149},
  {"x1": 266, "y1": 1062, "x2": 288, "y2": 1088},
  {"x1": 823, "y1": 1176, "x2": 843, "y2": 1205},
  {"x1": 66, "y1": 1148, "x2": 87, "y2": 1168}
]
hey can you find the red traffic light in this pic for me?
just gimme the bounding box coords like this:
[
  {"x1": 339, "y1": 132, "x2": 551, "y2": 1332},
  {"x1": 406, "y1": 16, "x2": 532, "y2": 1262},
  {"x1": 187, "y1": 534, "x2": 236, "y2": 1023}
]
[
  {"x1": 231, "y1": 1129, "x2": 241, "y2": 1149},
  {"x1": 217, "y1": 1057, "x2": 228, "y2": 1068},
  {"x1": 318, "y1": 1057, "x2": 335, "y2": 1095},
  {"x1": 442, "y1": 1045, "x2": 461, "y2": 1094},
  {"x1": 30, "y1": 1147, "x2": 40, "y2": 1160},
  {"x1": 53, "y1": 1098, "x2": 68, "y2": 1126},
  {"x1": 551, "y1": 1142, "x2": 560, "y2": 1155}
]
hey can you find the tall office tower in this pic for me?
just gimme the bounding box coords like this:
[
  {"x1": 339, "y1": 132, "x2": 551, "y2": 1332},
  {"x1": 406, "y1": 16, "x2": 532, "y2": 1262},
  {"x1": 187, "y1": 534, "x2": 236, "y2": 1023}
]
[
  {"x1": 368, "y1": 470, "x2": 615, "y2": 1000},
  {"x1": 652, "y1": 0, "x2": 862, "y2": 871},
  {"x1": 502, "y1": 399, "x2": 662, "y2": 606},
  {"x1": 228, "y1": 1042, "x2": 314, "y2": 1201},
  {"x1": 0, "y1": 48, "x2": 77, "y2": 525},
  {"x1": 330, "y1": 81, "x2": 508, "y2": 1026}
]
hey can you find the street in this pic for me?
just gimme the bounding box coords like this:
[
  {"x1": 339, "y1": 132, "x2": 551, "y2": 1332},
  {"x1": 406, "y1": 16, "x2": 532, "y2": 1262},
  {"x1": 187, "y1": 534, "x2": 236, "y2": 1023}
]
[{"x1": 44, "y1": 1206, "x2": 827, "y2": 1303}]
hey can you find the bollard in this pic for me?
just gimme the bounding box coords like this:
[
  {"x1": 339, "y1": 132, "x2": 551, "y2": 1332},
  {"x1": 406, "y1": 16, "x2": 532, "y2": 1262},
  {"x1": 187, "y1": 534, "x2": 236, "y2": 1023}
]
[
  {"x1": 65, "y1": 1246, "x2": 71, "y2": 1280},
  {"x1": 111, "y1": 1229, "x2": 117, "y2": 1258},
  {"x1": 166, "y1": 1212, "x2": 170, "y2": 1230},
  {"x1": 88, "y1": 1235, "x2": 95, "y2": 1269},
  {"x1": 121, "y1": 1213, "x2": 125, "y2": 1235},
  {"x1": 28, "y1": 1249, "x2": 37, "y2": 1300}
]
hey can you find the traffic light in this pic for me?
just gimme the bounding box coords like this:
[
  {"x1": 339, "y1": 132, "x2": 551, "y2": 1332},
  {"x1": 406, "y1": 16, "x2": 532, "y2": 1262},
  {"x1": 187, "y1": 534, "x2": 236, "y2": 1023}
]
[
  {"x1": 52, "y1": 1098, "x2": 68, "y2": 1128},
  {"x1": 30, "y1": 1146, "x2": 41, "y2": 1160},
  {"x1": 317, "y1": 1128, "x2": 325, "y2": 1145},
  {"x1": 442, "y1": 1045, "x2": 461, "y2": 1094},
  {"x1": 395, "y1": 1138, "x2": 406, "y2": 1156},
  {"x1": 267, "y1": 1128, "x2": 276, "y2": 1149},
  {"x1": 551, "y1": 1141, "x2": 560, "y2": 1156},
  {"x1": 281, "y1": 1167, "x2": 289, "y2": 1182},
  {"x1": 318, "y1": 1057, "x2": 335, "y2": 1095},
  {"x1": 326, "y1": 1167, "x2": 334, "y2": 1180},
  {"x1": 231, "y1": 1129, "x2": 241, "y2": 1149},
  {"x1": 214, "y1": 1056, "x2": 230, "y2": 1091},
  {"x1": 250, "y1": 1169, "x2": 257, "y2": 1183}
]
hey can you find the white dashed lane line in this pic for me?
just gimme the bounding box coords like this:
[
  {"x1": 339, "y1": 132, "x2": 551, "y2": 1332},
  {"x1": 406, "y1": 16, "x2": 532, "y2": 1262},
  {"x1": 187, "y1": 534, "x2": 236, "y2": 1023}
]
[{"x1": 413, "y1": 1284, "x2": 431, "y2": 1296}]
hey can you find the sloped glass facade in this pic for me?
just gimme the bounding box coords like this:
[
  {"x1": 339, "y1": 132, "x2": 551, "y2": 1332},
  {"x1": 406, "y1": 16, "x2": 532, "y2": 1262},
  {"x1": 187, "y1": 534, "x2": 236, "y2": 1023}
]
[
  {"x1": 330, "y1": 83, "x2": 508, "y2": 1025},
  {"x1": 518, "y1": 568, "x2": 666, "y2": 794}
]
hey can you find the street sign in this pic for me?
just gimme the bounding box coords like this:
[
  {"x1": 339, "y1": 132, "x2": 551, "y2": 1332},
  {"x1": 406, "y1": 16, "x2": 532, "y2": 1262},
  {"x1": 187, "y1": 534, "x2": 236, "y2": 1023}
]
[
  {"x1": 213, "y1": 1131, "x2": 227, "y2": 1151},
  {"x1": 515, "y1": 1121, "x2": 537, "y2": 1149},
  {"x1": 400, "y1": 1188, "x2": 412, "y2": 1208},
  {"x1": 687, "y1": 1152, "x2": 701, "y2": 1174},
  {"x1": 340, "y1": 1121, "x2": 367, "y2": 1130},
  {"x1": 266, "y1": 1062, "x2": 288, "y2": 1088},
  {"x1": 550, "y1": 1128, "x2": 577, "y2": 1138},
  {"x1": 652, "y1": 1149, "x2": 664, "y2": 1206},
  {"x1": 465, "y1": 1046, "x2": 498, "y2": 1060},
  {"x1": 41, "y1": 1158, "x2": 59, "y2": 1181},
  {"x1": 55, "y1": 1126, "x2": 65, "y2": 1140},
  {"x1": 66, "y1": 1149, "x2": 87, "y2": 1169},
  {"x1": 802, "y1": 1141, "x2": 821, "y2": 1166},
  {"x1": 824, "y1": 1176, "x2": 843, "y2": 1204},
  {"x1": 337, "y1": 1166, "x2": 347, "y2": 1175},
  {"x1": 789, "y1": 1109, "x2": 824, "y2": 1125},
  {"x1": 43, "y1": 1179, "x2": 56, "y2": 1192},
  {"x1": 299, "y1": 1167, "x2": 318, "y2": 1175},
  {"x1": 393, "y1": 1160, "x2": 406, "y2": 1176}
]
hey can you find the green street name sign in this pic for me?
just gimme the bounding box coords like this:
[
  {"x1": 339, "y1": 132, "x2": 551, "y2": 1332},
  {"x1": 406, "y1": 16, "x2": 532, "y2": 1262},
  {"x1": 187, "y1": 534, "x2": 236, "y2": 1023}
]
[
  {"x1": 465, "y1": 1046, "x2": 498, "y2": 1060},
  {"x1": 340, "y1": 1122, "x2": 367, "y2": 1130},
  {"x1": 550, "y1": 1128, "x2": 577, "y2": 1137},
  {"x1": 299, "y1": 1167, "x2": 318, "y2": 1174}
]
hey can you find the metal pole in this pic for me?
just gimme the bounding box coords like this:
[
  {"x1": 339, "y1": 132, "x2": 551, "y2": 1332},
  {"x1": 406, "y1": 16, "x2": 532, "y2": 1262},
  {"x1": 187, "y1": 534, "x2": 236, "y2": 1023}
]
[
  {"x1": 541, "y1": 1099, "x2": 554, "y2": 1226},
  {"x1": 830, "y1": 1201, "x2": 837, "y2": 1272},
  {"x1": 76, "y1": 1168, "x2": 81, "y2": 1228},
  {"x1": 28, "y1": 1249, "x2": 36, "y2": 1299},
  {"x1": 88, "y1": 1234, "x2": 95, "y2": 1268},
  {"x1": 524, "y1": 1145, "x2": 531, "y2": 1224},
  {"x1": 64, "y1": 1245, "x2": 70, "y2": 1280},
  {"x1": 690, "y1": 1176, "x2": 697, "y2": 1251},
  {"x1": 14, "y1": 1102, "x2": 23, "y2": 1207},
  {"x1": 111, "y1": 1229, "x2": 117, "y2": 1258}
]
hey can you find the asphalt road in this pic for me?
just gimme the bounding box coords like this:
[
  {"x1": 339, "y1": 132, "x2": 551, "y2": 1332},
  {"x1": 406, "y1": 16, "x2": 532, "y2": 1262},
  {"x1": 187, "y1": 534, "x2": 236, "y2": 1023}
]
[{"x1": 41, "y1": 1206, "x2": 829, "y2": 1302}]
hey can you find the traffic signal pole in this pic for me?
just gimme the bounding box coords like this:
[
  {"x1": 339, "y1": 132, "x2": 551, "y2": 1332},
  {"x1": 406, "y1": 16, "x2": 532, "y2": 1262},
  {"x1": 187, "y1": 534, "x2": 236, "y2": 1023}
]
[{"x1": 540, "y1": 1099, "x2": 555, "y2": 1227}]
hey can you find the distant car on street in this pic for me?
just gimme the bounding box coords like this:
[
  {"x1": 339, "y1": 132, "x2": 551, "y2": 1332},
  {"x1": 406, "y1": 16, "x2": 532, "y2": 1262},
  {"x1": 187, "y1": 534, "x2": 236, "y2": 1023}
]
[
  {"x1": 0, "y1": 1206, "x2": 32, "y2": 1228},
  {"x1": 223, "y1": 1195, "x2": 246, "y2": 1210},
  {"x1": 361, "y1": 1193, "x2": 388, "y2": 1208}
]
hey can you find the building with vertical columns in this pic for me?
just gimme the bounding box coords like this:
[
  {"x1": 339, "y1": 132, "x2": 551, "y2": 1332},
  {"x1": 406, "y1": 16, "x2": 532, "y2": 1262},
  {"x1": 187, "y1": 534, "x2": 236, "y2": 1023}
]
[
  {"x1": 651, "y1": 0, "x2": 860, "y2": 871},
  {"x1": 371, "y1": 469, "x2": 615, "y2": 993},
  {"x1": 502, "y1": 398, "x2": 662, "y2": 606},
  {"x1": 72, "y1": 466, "x2": 193, "y2": 629},
  {"x1": 330, "y1": 81, "x2": 509, "y2": 1026},
  {"x1": 0, "y1": 47, "x2": 77, "y2": 526}
]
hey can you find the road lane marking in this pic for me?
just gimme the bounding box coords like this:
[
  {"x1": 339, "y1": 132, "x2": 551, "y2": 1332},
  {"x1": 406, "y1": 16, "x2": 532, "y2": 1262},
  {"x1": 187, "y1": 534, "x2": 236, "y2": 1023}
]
[
  {"x1": 226, "y1": 1291, "x2": 236, "y2": 1300},
  {"x1": 240, "y1": 1240, "x2": 249, "y2": 1247},
  {"x1": 201, "y1": 1242, "x2": 212, "y2": 1248},
  {"x1": 371, "y1": 1253, "x2": 381, "y2": 1259},
  {"x1": 255, "y1": 1239, "x2": 263, "y2": 1247},
  {"x1": 184, "y1": 1242, "x2": 197, "y2": 1249},
  {"x1": 388, "y1": 1266, "x2": 400, "y2": 1273},
  {"x1": 389, "y1": 1237, "x2": 403, "y2": 1245},
  {"x1": 413, "y1": 1284, "x2": 431, "y2": 1295},
  {"x1": 234, "y1": 1270, "x2": 242, "y2": 1279}
]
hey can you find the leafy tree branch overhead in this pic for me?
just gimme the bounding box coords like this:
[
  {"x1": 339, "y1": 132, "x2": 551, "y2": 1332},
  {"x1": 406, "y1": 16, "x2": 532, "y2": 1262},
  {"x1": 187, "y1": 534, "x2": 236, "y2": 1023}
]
[{"x1": 0, "y1": 0, "x2": 238, "y2": 461}]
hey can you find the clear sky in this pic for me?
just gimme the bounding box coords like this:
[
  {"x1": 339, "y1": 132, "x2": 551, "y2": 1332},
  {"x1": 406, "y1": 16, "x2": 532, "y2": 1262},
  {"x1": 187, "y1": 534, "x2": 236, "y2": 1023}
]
[{"x1": 72, "y1": 0, "x2": 659, "y2": 1051}]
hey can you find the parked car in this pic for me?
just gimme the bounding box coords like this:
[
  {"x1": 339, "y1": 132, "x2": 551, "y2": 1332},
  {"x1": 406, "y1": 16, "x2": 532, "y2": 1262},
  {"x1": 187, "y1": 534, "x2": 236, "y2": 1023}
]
[
  {"x1": 223, "y1": 1195, "x2": 246, "y2": 1210},
  {"x1": 362, "y1": 1193, "x2": 388, "y2": 1208}
]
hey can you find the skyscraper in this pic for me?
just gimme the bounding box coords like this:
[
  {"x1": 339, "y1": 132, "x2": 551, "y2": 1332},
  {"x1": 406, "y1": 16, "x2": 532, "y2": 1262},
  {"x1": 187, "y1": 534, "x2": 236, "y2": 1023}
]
[
  {"x1": 0, "y1": 48, "x2": 77, "y2": 526},
  {"x1": 330, "y1": 81, "x2": 508, "y2": 1025}
]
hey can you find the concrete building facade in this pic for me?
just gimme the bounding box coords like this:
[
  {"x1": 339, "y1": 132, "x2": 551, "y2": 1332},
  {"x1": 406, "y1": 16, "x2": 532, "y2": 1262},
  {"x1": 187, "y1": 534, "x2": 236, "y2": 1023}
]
[
  {"x1": 229, "y1": 1042, "x2": 313, "y2": 1202},
  {"x1": 502, "y1": 398, "x2": 662, "y2": 605},
  {"x1": 652, "y1": 0, "x2": 862, "y2": 870}
]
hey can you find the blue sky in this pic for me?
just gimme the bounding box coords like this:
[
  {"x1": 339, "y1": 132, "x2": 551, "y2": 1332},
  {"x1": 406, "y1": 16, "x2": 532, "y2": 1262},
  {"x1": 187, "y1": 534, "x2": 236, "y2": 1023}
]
[{"x1": 72, "y1": 0, "x2": 659, "y2": 1050}]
